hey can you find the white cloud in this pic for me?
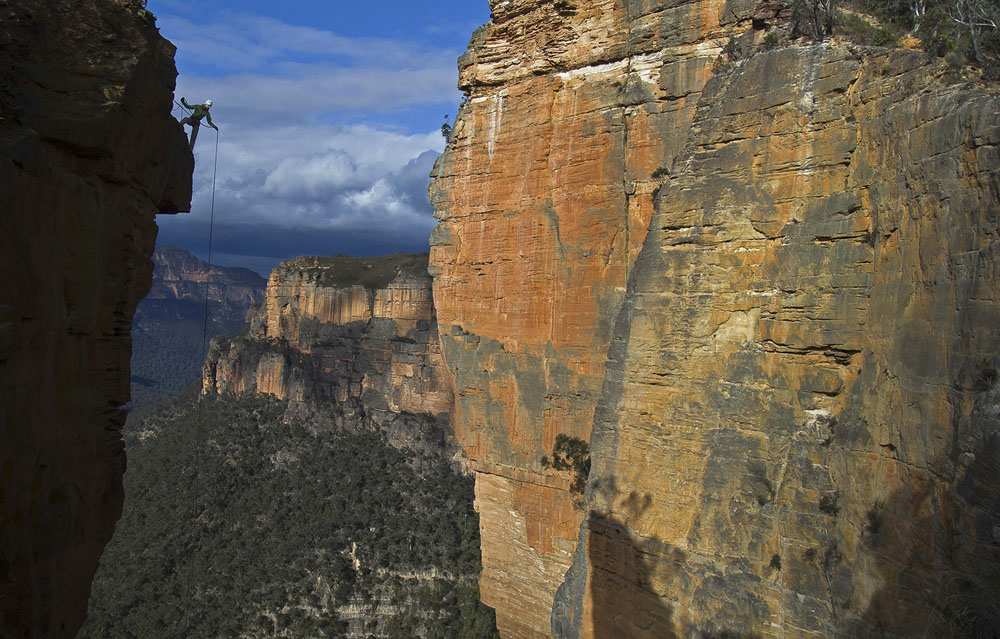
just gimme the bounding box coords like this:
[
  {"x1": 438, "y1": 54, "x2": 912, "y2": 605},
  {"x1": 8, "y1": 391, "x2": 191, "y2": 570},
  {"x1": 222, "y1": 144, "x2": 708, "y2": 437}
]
[
  {"x1": 155, "y1": 9, "x2": 457, "y2": 267},
  {"x1": 159, "y1": 13, "x2": 458, "y2": 73},
  {"x1": 171, "y1": 123, "x2": 443, "y2": 237},
  {"x1": 262, "y1": 150, "x2": 363, "y2": 198}
]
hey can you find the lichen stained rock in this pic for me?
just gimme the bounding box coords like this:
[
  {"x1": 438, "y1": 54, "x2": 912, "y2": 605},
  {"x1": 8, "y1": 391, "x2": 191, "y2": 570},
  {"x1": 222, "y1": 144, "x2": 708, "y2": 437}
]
[
  {"x1": 0, "y1": 1, "x2": 193, "y2": 637},
  {"x1": 560, "y1": 45, "x2": 1000, "y2": 639},
  {"x1": 430, "y1": 0, "x2": 1000, "y2": 637},
  {"x1": 430, "y1": 0, "x2": 737, "y2": 635}
]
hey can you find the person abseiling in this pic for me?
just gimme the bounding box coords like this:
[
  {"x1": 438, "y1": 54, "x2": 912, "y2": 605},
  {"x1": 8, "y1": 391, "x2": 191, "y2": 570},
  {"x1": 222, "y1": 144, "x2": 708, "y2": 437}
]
[{"x1": 179, "y1": 98, "x2": 218, "y2": 150}]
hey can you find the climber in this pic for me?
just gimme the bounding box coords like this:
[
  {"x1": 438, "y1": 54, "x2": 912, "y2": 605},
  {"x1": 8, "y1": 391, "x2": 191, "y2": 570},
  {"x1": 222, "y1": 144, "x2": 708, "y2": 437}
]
[{"x1": 178, "y1": 98, "x2": 218, "y2": 150}]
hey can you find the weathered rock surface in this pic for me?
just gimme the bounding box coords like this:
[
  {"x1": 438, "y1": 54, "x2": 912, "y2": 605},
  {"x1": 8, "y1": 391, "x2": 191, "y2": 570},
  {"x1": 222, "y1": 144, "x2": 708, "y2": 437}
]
[
  {"x1": 204, "y1": 253, "x2": 455, "y2": 453},
  {"x1": 430, "y1": 1, "x2": 999, "y2": 637},
  {"x1": 0, "y1": 1, "x2": 192, "y2": 637}
]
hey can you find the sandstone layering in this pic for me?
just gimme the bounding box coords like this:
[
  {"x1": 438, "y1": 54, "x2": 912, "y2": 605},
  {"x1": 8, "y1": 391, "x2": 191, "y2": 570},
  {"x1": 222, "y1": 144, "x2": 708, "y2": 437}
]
[
  {"x1": 204, "y1": 253, "x2": 455, "y2": 454},
  {"x1": 429, "y1": 1, "x2": 1000, "y2": 637},
  {"x1": 0, "y1": 1, "x2": 192, "y2": 637}
]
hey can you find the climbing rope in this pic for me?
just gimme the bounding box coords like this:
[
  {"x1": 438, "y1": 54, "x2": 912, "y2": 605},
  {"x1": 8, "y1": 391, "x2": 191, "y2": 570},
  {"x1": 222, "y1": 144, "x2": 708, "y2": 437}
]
[
  {"x1": 172, "y1": 98, "x2": 193, "y2": 117},
  {"x1": 199, "y1": 128, "x2": 220, "y2": 369}
]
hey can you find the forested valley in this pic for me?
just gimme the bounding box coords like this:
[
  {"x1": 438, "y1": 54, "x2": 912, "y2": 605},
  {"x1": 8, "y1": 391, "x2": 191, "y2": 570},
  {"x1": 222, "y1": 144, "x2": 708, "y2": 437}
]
[{"x1": 79, "y1": 389, "x2": 498, "y2": 639}]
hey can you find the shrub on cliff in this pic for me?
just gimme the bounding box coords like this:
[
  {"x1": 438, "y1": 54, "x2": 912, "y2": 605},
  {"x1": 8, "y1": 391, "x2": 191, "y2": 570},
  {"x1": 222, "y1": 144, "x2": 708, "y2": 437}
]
[
  {"x1": 834, "y1": 9, "x2": 902, "y2": 45},
  {"x1": 848, "y1": 0, "x2": 1000, "y2": 69},
  {"x1": 541, "y1": 434, "x2": 591, "y2": 493}
]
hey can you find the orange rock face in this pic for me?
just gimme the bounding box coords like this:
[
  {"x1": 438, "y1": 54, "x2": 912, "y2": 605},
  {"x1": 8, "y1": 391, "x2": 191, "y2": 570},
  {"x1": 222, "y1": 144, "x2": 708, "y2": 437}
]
[
  {"x1": 430, "y1": 1, "x2": 739, "y2": 635},
  {"x1": 431, "y1": 1, "x2": 1000, "y2": 638},
  {"x1": 204, "y1": 254, "x2": 454, "y2": 451},
  {"x1": 556, "y1": 45, "x2": 1000, "y2": 638}
]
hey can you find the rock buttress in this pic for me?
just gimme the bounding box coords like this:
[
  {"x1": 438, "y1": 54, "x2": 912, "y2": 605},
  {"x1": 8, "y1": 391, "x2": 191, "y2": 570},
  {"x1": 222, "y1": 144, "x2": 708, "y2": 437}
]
[
  {"x1": 430, "y1": 0, "x2": 749, "y2": 635},
  {"x1": 430, "y1": 1, "x2": 1000, "y2": 638},
  {"x1": 203, "y1": 254, "x2": 455, "y2": 454},
  {"x1": 0, "y1": 1, "x2": 193, "y2": 637},
  {"x1": 147, "y1": 246, "x2": 266, "y2": 312}
]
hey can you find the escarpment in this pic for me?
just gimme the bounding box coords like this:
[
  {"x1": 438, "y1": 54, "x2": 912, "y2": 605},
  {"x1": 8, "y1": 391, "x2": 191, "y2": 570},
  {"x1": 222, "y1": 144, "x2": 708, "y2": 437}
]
[
  {"x1": 430, "y1": 1, "x2": 1000, "y2": 637},
  {"x1": 0, "y1": 1, "x2": 193, "y2": 637},
  {"x1": 203, "y1": 253, "x2": 455, "y2": 454},
  {"x1": 145, "y1": 246, "x2": 266, "y2": 316}
]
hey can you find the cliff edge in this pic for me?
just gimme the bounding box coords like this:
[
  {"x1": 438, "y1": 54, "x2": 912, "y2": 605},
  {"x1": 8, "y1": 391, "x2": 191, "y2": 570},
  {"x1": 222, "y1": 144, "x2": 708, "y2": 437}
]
[
  {"x1": 203, "y1": 253, "x2": 456, "y2": 454},
  {"x1": 430, "y1": 1, "x2": 1000, "y2": 637},
  {"x1": 0, "y1": 1, "x2": 193, "y2": 637}
]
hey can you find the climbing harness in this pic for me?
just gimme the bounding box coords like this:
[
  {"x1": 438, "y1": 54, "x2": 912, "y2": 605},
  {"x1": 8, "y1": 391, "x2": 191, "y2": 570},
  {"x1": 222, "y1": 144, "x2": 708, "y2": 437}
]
[{"x1": 174, "y1": 99, "x2": 217, "y2": 150}]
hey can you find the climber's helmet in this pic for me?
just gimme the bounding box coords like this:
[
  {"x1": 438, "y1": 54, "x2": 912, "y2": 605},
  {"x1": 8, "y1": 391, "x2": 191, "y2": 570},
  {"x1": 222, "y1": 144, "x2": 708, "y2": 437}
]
[{"x1": 205, "y1": 100, "x2": 213, "y2": 108}]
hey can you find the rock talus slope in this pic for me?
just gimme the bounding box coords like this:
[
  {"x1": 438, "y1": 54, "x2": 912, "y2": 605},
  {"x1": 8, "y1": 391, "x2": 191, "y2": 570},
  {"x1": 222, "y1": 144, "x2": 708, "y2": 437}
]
[
  {"x1": 203, "y1": 254, "x2": 455, "y2": 453},
  {"x1": 430, "y1": 1, "x2": 1000, "y2": 637},
  {"x1": 0, "y1": 1, "x2": 192, "y2": 637}
]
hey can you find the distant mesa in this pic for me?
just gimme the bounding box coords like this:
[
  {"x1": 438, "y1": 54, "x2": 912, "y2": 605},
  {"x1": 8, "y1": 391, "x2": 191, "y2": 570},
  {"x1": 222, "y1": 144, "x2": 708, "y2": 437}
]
[{"x1": 202, "y1": 251, "x2": 454, "y2": 455}]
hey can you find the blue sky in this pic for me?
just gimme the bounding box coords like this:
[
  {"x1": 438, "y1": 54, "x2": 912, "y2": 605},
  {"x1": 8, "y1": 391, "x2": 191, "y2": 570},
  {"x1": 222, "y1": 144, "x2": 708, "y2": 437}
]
[{"x1": 148, "y1": 0, "x2": 491, "y2": 275}]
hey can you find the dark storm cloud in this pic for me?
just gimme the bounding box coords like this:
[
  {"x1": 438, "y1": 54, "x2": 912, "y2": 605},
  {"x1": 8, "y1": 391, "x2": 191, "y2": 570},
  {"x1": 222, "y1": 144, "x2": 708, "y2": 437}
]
[{"x1": 158, "y1": 146, "x2": 441, "y2": 276}]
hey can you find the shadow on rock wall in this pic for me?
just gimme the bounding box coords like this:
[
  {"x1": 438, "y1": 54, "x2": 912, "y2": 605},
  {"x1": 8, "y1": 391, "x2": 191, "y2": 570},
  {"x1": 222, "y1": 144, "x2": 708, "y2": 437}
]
[
  {"x1": 839, "y1": 367, "x2": 1000, "y2": 638},
  {"x1": 555, "y1": 507, "x2": 764, "y2": 639},
  {"x1": 587, "y1": 513, "x2": 677, "y2": 638},
  {"x1": 848, "y1": 435, "x2": 1000, "y2": 637}
]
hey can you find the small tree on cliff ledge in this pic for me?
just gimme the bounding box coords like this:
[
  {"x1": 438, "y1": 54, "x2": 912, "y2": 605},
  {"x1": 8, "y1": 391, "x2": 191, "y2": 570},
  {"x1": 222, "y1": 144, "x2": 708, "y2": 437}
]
[
  {"x1": 541, "y1": 434, "x2": 591, "y2": 493},
  {"x1": 793, "y1": 0, "x2": 837, "y2": 39}
]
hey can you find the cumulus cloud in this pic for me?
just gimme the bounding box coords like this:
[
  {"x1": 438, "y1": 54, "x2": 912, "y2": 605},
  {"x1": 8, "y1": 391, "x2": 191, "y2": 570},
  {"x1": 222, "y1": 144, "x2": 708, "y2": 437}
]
[
  {"x1": 153, "y1": 9, "x2": 460, "y2": 274},
  {"x1": 160, "y1": 123, "x2": 444, "y2": 274}
]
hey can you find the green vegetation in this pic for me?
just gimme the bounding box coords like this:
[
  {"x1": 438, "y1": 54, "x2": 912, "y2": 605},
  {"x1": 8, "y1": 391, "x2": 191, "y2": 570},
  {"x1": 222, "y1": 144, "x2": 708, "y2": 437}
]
[
  {"x1": 282, "y1": 253, "x2": 430, "y2": 291},
  {"x1": 130, "y1": 296, "x2": 251, "y2": 408},
  {"x1": 79, "y1": 390, "x2": 498, "y2": 639},
  {"x1": 833, "y1": 9, "x2": 901, "y2": 46},
  {"x1": 130, "y1": 315, "x2": 211, "y2": 407},
  {"x1": 760, "y1": 31, "x2": 783, "y2": 50},
  {"x1": 790, "y1": 0, "x2": 999, "y2": 72},
  {"x1": 540, "y1": 434, "x2": 591, "y2": 494}
]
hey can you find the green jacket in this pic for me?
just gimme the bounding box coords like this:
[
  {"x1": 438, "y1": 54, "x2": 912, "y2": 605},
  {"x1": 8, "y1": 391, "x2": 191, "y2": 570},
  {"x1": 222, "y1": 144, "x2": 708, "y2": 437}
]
[{"x1": 181, "y1": 98, "x2": 218, "y2": 129}]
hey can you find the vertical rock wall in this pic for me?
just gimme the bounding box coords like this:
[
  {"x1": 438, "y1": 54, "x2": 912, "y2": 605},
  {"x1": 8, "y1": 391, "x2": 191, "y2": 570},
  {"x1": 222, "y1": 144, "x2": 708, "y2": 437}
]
[
  {"x1": 556, "y1": 46, "x2": 1000, "y2": 639},
  {"x1": 430, "y1": 1, "x2": 745, "y2": 635},
  {"x1": 0, "y1": 1, "x2": 192, "y2": 637},
  {"x1": 204, "y1": 254, "x2": 455, "y2": 453},
  {"x1": 430, "y1": 1, "x2": 1000, "y2": 637}
]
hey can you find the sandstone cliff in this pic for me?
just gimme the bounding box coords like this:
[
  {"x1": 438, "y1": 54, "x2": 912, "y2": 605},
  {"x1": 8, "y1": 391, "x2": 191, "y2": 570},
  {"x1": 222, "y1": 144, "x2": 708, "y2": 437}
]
[
  {"x1": 0, "y1": 1, "x2": 192, "y2": 637},
  {"x1": 203, "y1": 253, "x2": 455, "y2": 453},
  {"x1": 429, "y1": 1, "x2": 1000, "y2": 637}
]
